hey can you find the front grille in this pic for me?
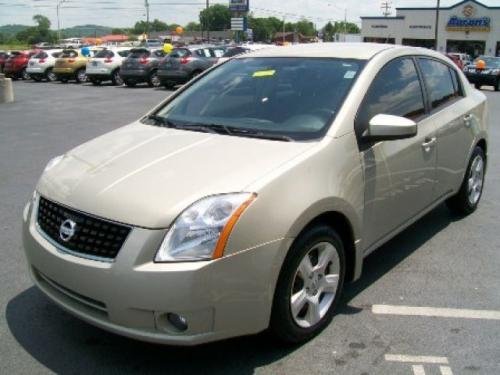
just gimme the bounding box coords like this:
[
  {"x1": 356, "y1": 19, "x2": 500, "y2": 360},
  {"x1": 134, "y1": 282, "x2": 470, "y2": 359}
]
[{"x1": 37, "y1": 196, "x2": 131, "y2": 261}]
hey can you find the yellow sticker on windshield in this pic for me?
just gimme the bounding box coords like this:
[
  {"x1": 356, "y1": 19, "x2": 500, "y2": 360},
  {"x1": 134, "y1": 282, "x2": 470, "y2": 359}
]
[{"x1": 253, "y1": 69, "x2": 276, "y2": 78}]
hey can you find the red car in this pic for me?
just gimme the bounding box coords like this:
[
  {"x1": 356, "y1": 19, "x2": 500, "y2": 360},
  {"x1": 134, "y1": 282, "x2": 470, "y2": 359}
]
[
  {"x1": 0, "y1": 51, "x2": 10, "y2": 73},
  {"x1": 445, "y1": 53, "x2": 464, "y2": 70},
  {"x1": 4, "y1": 50, "x2": 37, "y2": 80}
]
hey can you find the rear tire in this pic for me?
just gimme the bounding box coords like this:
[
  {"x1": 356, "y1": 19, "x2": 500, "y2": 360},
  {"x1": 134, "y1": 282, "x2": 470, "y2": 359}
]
[
  {"x1": 495, "y1": 79, "x2": 500, "y2": 92},
  {"x1": 21, "y1": 68, "x2": 30, "y2": 80},
  {"x1": 75, "y1": 68, "x2": 87, "y2": 83},
  {"x1": 111, "y1": 69, "x2": 123, "y2": 86},
  {"x1": 46, "y1": 68, "x2": 57, "y2": 82},
  {"x1": 446, "y1": 146, "x2": 486, "y2": 215},
  {"x1": 270, "y1": 225, "x2": 345, "y2": 344},
  {"x1": 474, "y1": 83, "x2": 481, "y2": 89},
  {"x1": 148, "y1": 70, "x2": 161, "y2": 87},
  {"x1": 124, "y1": 79, "x2": 136, "y2": 87}
]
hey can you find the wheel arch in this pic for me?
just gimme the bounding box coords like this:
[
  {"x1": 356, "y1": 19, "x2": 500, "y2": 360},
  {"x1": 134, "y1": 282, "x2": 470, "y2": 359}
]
[{"x1": 289, "y1": 209, "x2": 359, "y2": 283}]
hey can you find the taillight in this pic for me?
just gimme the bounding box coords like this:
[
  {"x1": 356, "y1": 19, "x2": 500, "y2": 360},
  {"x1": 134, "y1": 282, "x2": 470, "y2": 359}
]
[
  {"x1": 39, "y1": 58, "x2": 46, "y2": 63},
  {"x1": 180, "y1": 56, "x2": 192, "y2": 65},
  {"x1": 139, "y1": 57, "x2": 149, "y2": 65},
  {"x1": 68, "y1": 58, "x2": 75, "y2": 63},
  {"x1": 104, "y1": 57, "x2": 113, "y2": 63}
]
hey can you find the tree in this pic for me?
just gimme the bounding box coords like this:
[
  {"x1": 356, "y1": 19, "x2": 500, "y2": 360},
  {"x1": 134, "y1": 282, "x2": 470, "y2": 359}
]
[
  {"x1": 199, "y1": 4, "x2": 231, "y2": 31},
  {"x1": 323, "y1": 21, "x2": 335, "y2": 41},
  {"x1": 295, "y1": 19, "x2": 316, "y2": 36},
  {"x1": 185, "y1": 22, "x2": 201, "y2": 31},
  {"x1": 15, "y1": 14, "x2": 55, "y2": 44},
  {"x1": 248, "y1": 16, "x2": 284, "y2": 42},
  {"x1": 111, "y1": 28, "x2": 125, "y2": 35}
]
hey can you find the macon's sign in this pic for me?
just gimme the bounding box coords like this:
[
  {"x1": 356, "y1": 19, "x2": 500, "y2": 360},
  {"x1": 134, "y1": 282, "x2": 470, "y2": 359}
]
[
  {"x1": 446, "y1": 5, "x2": 490, "y2": 32},
  {"x1": 229, "y1": 0, "x2": 249, "y2": 12}
]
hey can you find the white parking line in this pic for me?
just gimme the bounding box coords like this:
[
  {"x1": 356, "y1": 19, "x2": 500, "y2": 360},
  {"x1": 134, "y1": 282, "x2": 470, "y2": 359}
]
[
  {"x1": 385, "y1": 354, "x2": 449, "y2": 364},
  {"x1": 372, "y1": 304, "x2": 500, "y2": 320},
  {"x1": 412, "y1": 365, "x2": 426, "y2": 375},
  {"x1": 440, "y1": 366, "x2": 454, "y2": 375}
]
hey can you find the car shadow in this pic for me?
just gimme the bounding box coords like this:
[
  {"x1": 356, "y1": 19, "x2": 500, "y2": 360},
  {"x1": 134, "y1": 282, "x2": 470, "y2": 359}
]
[{"x1": 6, "y1": 204, "x2": 460, "y2": 373}]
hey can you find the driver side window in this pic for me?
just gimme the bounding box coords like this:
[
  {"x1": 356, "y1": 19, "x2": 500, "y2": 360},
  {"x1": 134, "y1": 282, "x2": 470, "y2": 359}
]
[{"x1": 356, "y1": 57, "x2": 426, "y2": 137}]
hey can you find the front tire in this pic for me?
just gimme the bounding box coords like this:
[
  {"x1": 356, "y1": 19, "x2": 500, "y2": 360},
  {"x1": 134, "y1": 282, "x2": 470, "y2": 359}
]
[
  {"x1": 474, "y1": 83, "x2": 481, "y2": 90},
  {"x1": 495, "y1": 79, "x2": 500, "y2": 92},
  {"x1": 446, "y1": 146, "x2": 486, "y2": 215},
  {"x1": 21, "y1": 68, "x2": 30, "y2": 80},
  {"x1": 46, "y1": 68, "x2": 57, "y2": 82},
  {"x1": 270, "y1": 225, "x2": 345, "y2": 344}
]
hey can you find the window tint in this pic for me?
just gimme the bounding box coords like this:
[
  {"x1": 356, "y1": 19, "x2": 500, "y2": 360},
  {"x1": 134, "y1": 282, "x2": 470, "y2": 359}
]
[
  {"x1": 118, "y1": 50, "x2": 130, "y2": 57},
  {"x1": 357, "y1": 58, "x2": 425, "y2": 130},
  {"x1": 34, "y1": 51, "x2": 48, "y2": 59},
  {"x1": 418, "y1": 58, "x2": 458, "y2": 109},
  {"x1": 223, "y1": 47, "x2": 247, "y2": 57},
  {"x1": 51, "y1": 51, "x2": 62, "y2": 58}
]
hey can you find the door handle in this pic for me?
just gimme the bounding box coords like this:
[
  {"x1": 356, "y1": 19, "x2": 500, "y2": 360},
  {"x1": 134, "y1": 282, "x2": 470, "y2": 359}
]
[
  {"x1": 463, "y1": 114, "x2": 473, "y2": 127},
  {"x1": 421, "y1": 137, "x2": 436, "y2": 151}
]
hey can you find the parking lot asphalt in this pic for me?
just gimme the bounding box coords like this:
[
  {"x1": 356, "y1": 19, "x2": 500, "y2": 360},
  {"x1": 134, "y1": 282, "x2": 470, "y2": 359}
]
[{"x1": 1, "y1": 80, "x2": 499, "y2": 375}]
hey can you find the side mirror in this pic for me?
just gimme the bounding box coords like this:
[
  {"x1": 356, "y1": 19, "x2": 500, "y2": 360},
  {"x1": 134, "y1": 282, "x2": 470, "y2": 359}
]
[{"x1": 363, "y1": 114, "x2": 417, "y2": 141}]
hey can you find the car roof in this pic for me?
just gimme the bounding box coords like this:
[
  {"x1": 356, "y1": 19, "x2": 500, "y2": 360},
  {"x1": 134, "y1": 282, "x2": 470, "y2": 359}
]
[{"x1": 240, "y1": 42, "x2": 397, "y2": 60}]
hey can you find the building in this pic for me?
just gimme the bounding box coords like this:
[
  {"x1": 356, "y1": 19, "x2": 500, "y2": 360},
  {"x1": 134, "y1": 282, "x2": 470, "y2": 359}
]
[{"x1": 361, "y1": 0, "x2": 500, "y2": 57}]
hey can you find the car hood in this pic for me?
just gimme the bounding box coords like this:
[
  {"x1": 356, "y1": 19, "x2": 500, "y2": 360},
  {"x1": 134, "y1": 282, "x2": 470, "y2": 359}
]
[{"x1": 37, "y1": 122, "x2": 314, "y2": 228}]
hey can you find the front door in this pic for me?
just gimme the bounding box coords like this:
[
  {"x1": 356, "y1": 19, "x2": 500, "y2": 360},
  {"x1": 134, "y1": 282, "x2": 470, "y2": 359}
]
[{"x1": 356, "y1": 57, "x2": 437, "y2": 248}]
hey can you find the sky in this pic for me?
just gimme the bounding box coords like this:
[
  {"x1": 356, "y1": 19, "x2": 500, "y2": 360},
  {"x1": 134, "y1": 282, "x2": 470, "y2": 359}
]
[{"x1": 0, "y1": 0, "x2": 498, "y2": 29}]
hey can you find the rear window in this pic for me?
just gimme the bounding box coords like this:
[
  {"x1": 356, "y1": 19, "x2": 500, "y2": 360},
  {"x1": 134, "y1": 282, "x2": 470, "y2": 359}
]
[
  {"x1": 170, "y1": 48, "x2": 190, "y2": 58},
  {"x1": 34, "y1": 51, "x2": 48, "y2": 59},
  {"x1": 223, "y1": 47, "x2": 248, "y2": 58},
  {"x1": 95, "y1": 50, "x2": 114, "y2": 58},
  {"x1": 61, "y1": 50, "x2": 78, "y2": 58},
  {"x1": 129, "y1": 49, "x2": 151, "y2": 58},
  {"x1": 195, "y1": 49, "x2": 212, "y2": 58},
  {"x1": 118, "y1": 50, "x2": 130, "y2": 57},
  {"x1": 152, "y1": 50, "x2": 165, "y2": 58},
  {"x1": 51, "y1": 51, "x2": 62, "y2": 58}
]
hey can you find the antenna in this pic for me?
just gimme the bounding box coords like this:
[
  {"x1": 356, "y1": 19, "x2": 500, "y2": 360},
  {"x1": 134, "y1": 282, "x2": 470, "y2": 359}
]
[{"x1": 381, "y1": 0, "x2": 392, "y2": 17}]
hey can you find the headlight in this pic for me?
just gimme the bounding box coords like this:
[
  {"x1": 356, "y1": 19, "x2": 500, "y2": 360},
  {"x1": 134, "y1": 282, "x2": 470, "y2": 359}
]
[
  {"x1": 44, "y1": 155, "x2": 64, "y2": 172},
  {"x1": 155, "y1": 193, "x2": 256, "y2": 262}
]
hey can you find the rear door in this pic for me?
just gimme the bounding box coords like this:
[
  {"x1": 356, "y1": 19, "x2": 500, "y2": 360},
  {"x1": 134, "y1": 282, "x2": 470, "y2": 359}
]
[
  {"x1": 357, "y1": 57, "x2": 438, "y2": 248},
  {"x1": 417, "y1": 57, "x2": 476, "y2": 197}
]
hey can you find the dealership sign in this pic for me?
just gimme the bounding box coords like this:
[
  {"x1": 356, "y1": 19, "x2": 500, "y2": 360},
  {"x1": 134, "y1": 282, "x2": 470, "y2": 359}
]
[
  {"x1": 446, "y1": 5, "x2": 490, "y2": 32},
  {"x1": 229, "y1": 0, "x2": 249, "y2": 12}
]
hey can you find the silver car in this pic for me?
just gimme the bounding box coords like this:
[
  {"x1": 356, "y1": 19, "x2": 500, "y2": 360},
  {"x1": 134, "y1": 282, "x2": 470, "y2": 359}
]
[{"x1": 22, "y1": 43, "x2": 488, "y2": 346}]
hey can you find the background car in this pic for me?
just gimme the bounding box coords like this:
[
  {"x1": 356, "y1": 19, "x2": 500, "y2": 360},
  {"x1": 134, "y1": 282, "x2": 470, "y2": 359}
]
[
  {"x1": 3, "y1": 50, "x2": 35, "y2": 80},
  {"x1": 447, "y1": 52, "x2": 471, "y2": 68},
  {"x1": 27, "y1": 49, "x2": 63, "y2": 82},
  {"x1": 157, "y1": 45, "x2": 225, "y2": 89},
  {"x1": 445, "y1": 53, "x2": 463, "y2": 70},
  {"x1": 53, "y1": 48, "x2": 101, "y2": 83},
  {"x1": 464, "y1": 56, "x2": 500, "y2": 91},
  {"x1": 217, "y1": 44, "x2": 274, "y2": 64},
  {"x1": 0, "y1": 51, "x2": 10, "y2": 73},
  {"x1": 86, "y1": 47, "x2": 131, "y2": 86},
  {"x1": 119, "y1": 48, "x2": 165, "y2": 87}
]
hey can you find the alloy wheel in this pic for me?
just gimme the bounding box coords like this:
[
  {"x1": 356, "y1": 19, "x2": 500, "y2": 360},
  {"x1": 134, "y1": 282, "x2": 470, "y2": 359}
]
[
  {"x1": 467, "y1": 154, "x2": 484, "y2": 206},
  {"x1": 77, "y1": 69, "x2": 87, "y2": 83},
  {"x1": 113, "y1": 70, "x2": 123, "y2": 85},
  {"x1": 46, "y1": 70, "x2": 57, "y2": 82},
  {"x1": 290, "y1": 241, "x2": 340, "y2": 328}
]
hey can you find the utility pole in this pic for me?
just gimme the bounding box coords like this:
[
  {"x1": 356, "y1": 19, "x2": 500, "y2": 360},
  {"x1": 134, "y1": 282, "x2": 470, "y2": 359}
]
[
  {"x1": 283, "y1": 17, "x2": 285, "y2": 45},
  {"x1": 381, "y1": 1, "x2": 392, "y2": 17},
  {"x1": 206, "y1": 0, "x2": 210, "y2": 42},
  {"x1": 344, "y1": 8, "x2": 347, "y2": 42},
  {"x1": 145, "y1": 0, "x2": 150, "y2": 38},
  {"x1": 56, "y1": 0, "x2": 66, "y2": 42},
  {"x1": 434, "y1": 0, "x2": 440, "y2": 50}
]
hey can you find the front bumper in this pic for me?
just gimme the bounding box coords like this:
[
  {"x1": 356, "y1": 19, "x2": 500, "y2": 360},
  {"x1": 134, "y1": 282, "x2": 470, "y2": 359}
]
[{"x1": 22, "y1": 198, "x2": 284, "y2": 345}]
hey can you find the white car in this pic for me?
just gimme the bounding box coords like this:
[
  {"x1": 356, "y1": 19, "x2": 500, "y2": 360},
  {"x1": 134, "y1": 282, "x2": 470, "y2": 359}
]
[
  {"x1": 217, "y1": 43, "x2": 276, "y2": 64},
  {"x1": 86, "y1": 47, "x2": 131, "y2": 86},
  {"x1": 26, "y1": 49, "x2": 63, "y2": 82}
]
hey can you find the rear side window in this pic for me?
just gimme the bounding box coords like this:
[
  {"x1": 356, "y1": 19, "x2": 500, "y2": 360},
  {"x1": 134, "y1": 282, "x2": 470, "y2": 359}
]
[
  {"x1": 195, "y1": 49, "x2": 212, "y2": 58},
  {"x1": 223, "y1": 47, "x2": 247, "y2": 57},
  {"x1": 51, "y1": 51, "x2": 62, "y2": 58},
  {"x1": 418, "y1": 58, "x2": 459, "y2": 109},
  {"x1": 211, "y1": 48, "x2": 225, "y2": 58},
  {"x1": 118, "y1": 50, "x2": 130, "y2": 57},
  {"x1": 357, "y1": 57, "x2": 426, "y2": 131}
]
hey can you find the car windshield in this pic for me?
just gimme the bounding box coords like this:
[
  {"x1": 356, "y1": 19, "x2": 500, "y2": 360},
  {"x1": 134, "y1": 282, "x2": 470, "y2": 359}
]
[
  {"x1": 152, "y1": 57, "x2": 364, "y2": 141},
  {"x1": 474, "y1": 56, "x2": 500, "y2": 68}
]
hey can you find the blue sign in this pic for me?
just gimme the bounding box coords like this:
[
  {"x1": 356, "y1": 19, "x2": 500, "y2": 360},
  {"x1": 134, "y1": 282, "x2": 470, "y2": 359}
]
[
  {"x1": 229, "y1": 0, "x2": 249, "y2": 12},
  {"x1": 446, "y1": 16, "x2": 490, "y2": 31}
]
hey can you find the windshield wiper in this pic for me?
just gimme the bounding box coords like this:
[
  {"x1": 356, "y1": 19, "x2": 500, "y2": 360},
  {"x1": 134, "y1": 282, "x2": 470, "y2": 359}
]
[
  {"x1": 225, "y1": 126, "x2": 294, "y2": 142},
  {"x1": 143, "y1": 114, "x2": 176, "y2": 128},
  {"x1": 172, "y1": 123, "x2": 232, "y2": 135}
]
